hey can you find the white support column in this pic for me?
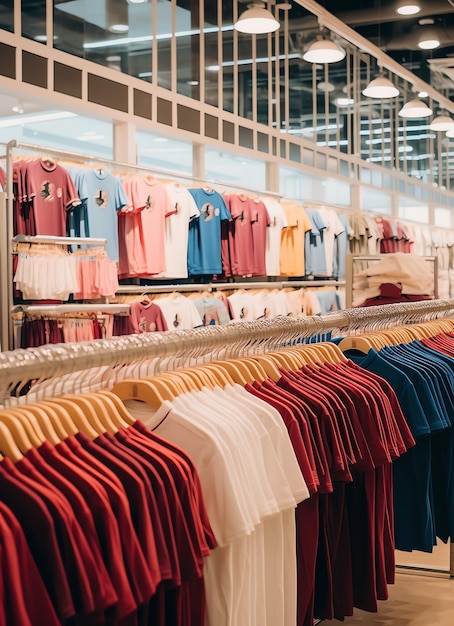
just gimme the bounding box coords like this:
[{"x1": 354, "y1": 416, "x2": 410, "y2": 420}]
[
  {"x1": 113, "y1": 121, "x2": 137, "y2": 165},
  {"x1": 266, "y1": 162, "x2": 280, "y2": 193},
  {"x1": 193, "y1": 143, "x2": 205, "y2": 181}
]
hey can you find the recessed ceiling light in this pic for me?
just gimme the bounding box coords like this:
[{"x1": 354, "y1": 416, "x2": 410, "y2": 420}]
[
  {"x1": 106, "y1": 55, "x2": 121, "y2": 62},
  {"x1": 396, "y1": 4, "x2": 421, "y2": 16},
  {"x1": 12, "y1": 105, "x2": 24, "y2": 114},
  {"x1": 187, "y1": 80, "x2": 199, "y2": 86},
  {"x1": 418, "y1": 91, "x2": 429, "y2": 98},
  {"x1": 34, "y1": 34, "x2": 58, "y2": 42},
  {"x1": 109, "y1": 24, "x2": 129, "y2": 33},
  {"x1": 418, "y1": 37, "x2": 440, "y2": 50},
  {"x1": 335, "y1": 97, "x2": 354, "y2": 106},
  {"x1": 127, "y1": 0, "x2": 148, "y2": 4},
  {"x1": 317, "y1": 81, "x2": 335, "y2": 92}
]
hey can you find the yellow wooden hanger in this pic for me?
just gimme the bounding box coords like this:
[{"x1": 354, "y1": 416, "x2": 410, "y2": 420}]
[
  {"x1": 61, "y1": 395, "x2": 108, "y2": 435},
  {"x1": 337, "y1": 333, "x2": 386, "y2": 354},
  {"x1": 112, "y1": 378, "x2": 167, "y2": 409},
  {"x1": 208, "y1": 359, "x2": 251, "y2": 385},
  {"x1": 0, "y1": 411, "x2": 34, "y2": 454},
  {"x1": 35, "y1": 400, "x2": 79, "y2": 438},
  {"x1": 79, "y1": 393, "x2": 120, "y2": 434},
  {"x1": 238, "y1": 357, "x2": 269, "y2": 382},
  {"x1": 153, "y1": 370, "x2": 198, "y2": 393},
  {"x1": 16, "y1": 403, "x2": 63, "y2": 445},
  {"x1": 96, "y1": 390, "x2": 136, "y2": 426},
  {"x1": 45, "y1": 397, "x2": 100, "y2": 439},
  {"x1": 194, "y1": 364, "x2": 231, "y2": 387},
  {"x1": 0, "y1": 420, "x2": 24, "y2": 462},
  {"x1": 3, "y1": 407, "x2": 48, "y2": 447},
  {"x1": 247, "y1": 355, "x2": 281, "y2": 382}
]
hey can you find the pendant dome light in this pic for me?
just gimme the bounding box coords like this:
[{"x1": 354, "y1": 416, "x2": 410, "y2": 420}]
[
  {"x1": 429, "y1": 111, "x2": 454, "y2": 131},
  {"x1": 398, "y1": 97, "x2": 433, "y2": 119},
  {"x1": 446, "y1": 128, "x2": 454, "y2": 138},
  {"x1": 234, "y1": 2, "x2": 280, "y2": 34},
  {"x1": 303, "y1": 28, "x2": 346, "y2": 64},
  {"x1": 362, "y1": 72, "x2": 399, "y2": 99}
]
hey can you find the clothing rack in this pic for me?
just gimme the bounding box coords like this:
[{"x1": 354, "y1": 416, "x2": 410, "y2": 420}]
[
  {"x1": 115, "y1": 280, "x2": 346, "y2": 295},
  {"x1": 12, "y1": 234, "x2": 108, "y2": 247},
  {"x1": 1, "y1": 298, "x2": 454, "y2": 407},
  {"x1": 14, "y1": 304, "x2": 130, "y2": 316},
  {"x1": 1, "y1": 299, "x2": 454, "y2": 584}
]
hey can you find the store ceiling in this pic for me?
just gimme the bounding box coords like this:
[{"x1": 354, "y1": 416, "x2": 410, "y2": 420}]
[{"x1": 318, "y1": 0, "x2": 454, "y2": 92}]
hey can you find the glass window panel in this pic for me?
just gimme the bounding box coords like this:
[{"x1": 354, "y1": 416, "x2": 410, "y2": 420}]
[
  {"x1": 0, "y1": 109, "x2": 113, "y2": 158},
  {"x1": 204, "y1": 0, "x2": 218, "y2": 108},
  {"x1": 54, "y1": 0, "x2": 153, "y2": 82},
  {"x1": 280, "y1": 167, "x2": 350, "y2": 206},
  {"x1": 361, "y1": 187, "x2": 392, "y2": 215},
  {"x1": 23, "y1": 0, "x2": 46, "y2": 42},
  {"x1": 0, "y1": 0, "x2": 14, "y2": 32},
  {"x1": 205, "y1": 147, "x2": 266, "y2": 190},
  {"x1": 360, "y1": 168, "x2": 371, "y2": 184},
  {"x1": 237, "y1": 33, "x2": 253, "y2": 121},
  {"x1": 434, "y1": 208, "x2": 451, "y2": 228},
  {"x1": 221, "y1": 2, "x2": 234, "y2": 114},
  {"x1": 398, "y1": 197, "x2": 429, "y2": 223},
  {"x1": 137, "y1": 130, "x2": 193, "y2": 175}
]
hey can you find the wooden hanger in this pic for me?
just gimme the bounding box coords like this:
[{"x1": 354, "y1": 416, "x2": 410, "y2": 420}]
[
  {"x1": 111, "y1": 378, "x2": 167, "y2": 409},
  {"x1": 337, "y1": 334, "x2": 384, "y2": 354},
  {"x1": 196, "y1": 363, "x2": 232, "y2": 387},
  {"x1": 45, "y1": 397, "x2": 100, "y2": 439},
  {"x1": 61, "y1": 395, "x2": 108, "y2": 435},
  {"x1": 35, "y1": 400, "x2": 78, "y2": 438},
  {"x1": 3, "y1": 407, "x2": 49, "y2": 447},
  {"x1": 79, "y1": 394, "x2": 120, "y2": 434},
  {"x1": 209, "y1": 359, "x2": 252, "y2": 385},
  {"x1": 95, "y1": 390, "x2": 136, "y2": 426},
  {"x1": 0, "y1": 411, "x2": 34, "y2": 454},
  {"x1": 241, "y1": 354, "x2": 274, "y2": 382},
  {"x1": 17, "y1": 403, "x2": 63, "y2": 445},
  {"x1": 0, "y1": 421, "x2": 24, "y2": 462}
]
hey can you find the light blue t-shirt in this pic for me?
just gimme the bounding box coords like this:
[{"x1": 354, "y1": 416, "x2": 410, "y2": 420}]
[
  {"x1": 304, "y1": 209, "x2": 326, "y2": 276},
  {"x1": 188, "y1": 188, "x2": 231, "y2": 275},
  {"x1": 72, "y1": 169, "x2": 129, "y2": 261}
]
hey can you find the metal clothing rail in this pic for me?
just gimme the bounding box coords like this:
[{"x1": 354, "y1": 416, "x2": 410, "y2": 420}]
[
  {"x1": 1, "y1": 298, "x2": 454, "y2": 405},
  {"x1": 13, "y1": 234, "x2": 108, "y2": 247},
  {"x1": 14, "y1": 304, "x2": 130, "y2": 316},
  {"x1": 116, "y1": 280, "x2": 346, "y2": 295}
]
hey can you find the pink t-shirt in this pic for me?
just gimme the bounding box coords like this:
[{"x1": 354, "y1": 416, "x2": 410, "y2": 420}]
[
  {"x1": 119, "y1": 176, "x2": 175, "y2": 277},
  {"x1": 25, "y1": 159, "x2": 81, "y2": 236},
  {"x1": 129, "y1": 301, "x2": 168, "y2": 333},
  {"x1": 223, "y1": 194, "x2": 255, "y2": 277},
  {"x1": 250, "y1": 198, "x2": 271, "y2": 276}
]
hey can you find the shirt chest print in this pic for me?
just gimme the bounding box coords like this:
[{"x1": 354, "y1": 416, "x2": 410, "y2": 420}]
[
  {"x1": 145, "y1": 195, "x2": 154, "y2": 211},
  {"x1": 95, "y1": 189, "x2": 108, "y2": 208},
  {"x1": 201, "y1": 203, "x2": 220, "y2": 222},
  {"x1": 40, "y1": 181, "x2": 60, "y2": 202}
]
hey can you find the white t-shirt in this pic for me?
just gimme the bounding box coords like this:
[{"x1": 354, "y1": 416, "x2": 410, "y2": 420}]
[
  {"x1": 262, "y1": 197, "x2": 288, "y2": 276},
  {"x1": 160, "y1": 183, "x2": 200, "y2": 278},
  {"x1": 317, "y1": 207, "x2": 345, "y2": 277},
  {"x1": 227, "y1": 292, "x2": 259, "y2": 322},
  {"x1": 154, "y1": 296, "x2": 203, "y2": 330}
]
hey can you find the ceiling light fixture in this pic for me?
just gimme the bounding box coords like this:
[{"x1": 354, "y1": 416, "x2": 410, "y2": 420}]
[
  {"x1": 398, "y1": 97, "x2": 433, "y2": 118},
  {"x1": 418, "y1": 91, "x2": 429, "y2": 98},
  {"x1": 362, "y1": 72, "x2": 399, "y2": 98},
  {"x1": 109, "y1": 24, "x2": 129, "y2": 33},
  {"x1": 335, "y1": 97, "x2": 355, "y2": 107},
  {"x1": 127, "y1": 0, "x2": 148, "y2": 4},
  {"x1": 418, "y1": 19, "x2": 440, "y2": 49},
  {"x1": 446, "y1": 129, "x2": 454, "y2": 138},
  {"x1": 303, "y1": 33, "x2": 346, "y2": 64},
  {"x1": 429, "y1": 111, "x2": 454, "y2": 131},
  {"x1": 234, "y1": 2, "x2": 280, "y2": 34},
  {"x1": 396, "y1": 3, "x2": 421, "y2": 15}
]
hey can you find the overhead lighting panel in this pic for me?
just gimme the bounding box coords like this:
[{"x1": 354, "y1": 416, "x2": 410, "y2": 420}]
[{"x1": 396, "y1": 4, "x2": 421, "y2": 16}]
